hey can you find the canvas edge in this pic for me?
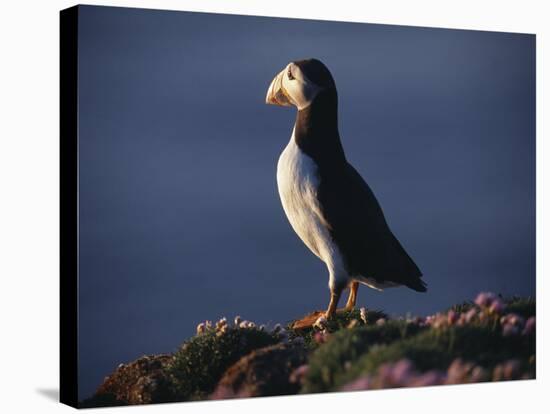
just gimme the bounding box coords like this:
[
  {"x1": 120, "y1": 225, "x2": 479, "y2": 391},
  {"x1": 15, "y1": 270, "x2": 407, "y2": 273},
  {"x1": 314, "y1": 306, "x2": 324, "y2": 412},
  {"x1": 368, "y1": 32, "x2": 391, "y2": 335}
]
[{"x1": 60, "y1": 4, "x2": 79, "y2": 409}]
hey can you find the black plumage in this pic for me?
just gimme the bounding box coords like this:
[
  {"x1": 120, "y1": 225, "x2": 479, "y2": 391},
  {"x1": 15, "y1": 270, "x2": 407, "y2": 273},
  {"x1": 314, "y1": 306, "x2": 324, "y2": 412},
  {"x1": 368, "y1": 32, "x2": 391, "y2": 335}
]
[{"x1": 293, "y1": 59, "x2": 426, "y2": 292}]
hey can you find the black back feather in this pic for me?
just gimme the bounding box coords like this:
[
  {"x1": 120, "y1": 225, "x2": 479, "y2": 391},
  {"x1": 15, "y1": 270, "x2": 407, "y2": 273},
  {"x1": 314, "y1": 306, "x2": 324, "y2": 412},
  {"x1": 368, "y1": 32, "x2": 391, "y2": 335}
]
[{"x1": 293, "y1": 59, "x2": 426, "y2": 291}]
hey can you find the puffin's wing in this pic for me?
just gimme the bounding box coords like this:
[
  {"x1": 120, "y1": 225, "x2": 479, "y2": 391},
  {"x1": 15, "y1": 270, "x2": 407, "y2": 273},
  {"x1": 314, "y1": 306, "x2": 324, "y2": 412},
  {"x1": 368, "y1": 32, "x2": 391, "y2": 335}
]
[{"x1": 317, "y1": 162, "x2": 426, "y2": 291}]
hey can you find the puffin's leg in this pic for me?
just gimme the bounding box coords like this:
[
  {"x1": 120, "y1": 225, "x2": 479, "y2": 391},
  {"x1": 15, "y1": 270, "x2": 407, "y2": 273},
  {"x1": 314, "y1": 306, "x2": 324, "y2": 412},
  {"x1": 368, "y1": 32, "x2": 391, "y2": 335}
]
[
  {"x1": 325, "y1": 286, "x2": 344, "y2": 319},
  {"x1": 344, "y1": 281, "x2": 359, "y2": 312}
]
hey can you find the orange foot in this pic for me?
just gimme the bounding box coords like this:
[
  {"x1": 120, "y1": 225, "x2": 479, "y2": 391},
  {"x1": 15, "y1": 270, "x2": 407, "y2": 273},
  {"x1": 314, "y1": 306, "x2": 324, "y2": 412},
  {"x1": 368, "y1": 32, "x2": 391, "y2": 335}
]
[
  {"x1": 291, "y1": 310, "x2": 326, "y2": 330},
  {"x1": 291, "y1": 308, "x2": 352, "y2": 330}
]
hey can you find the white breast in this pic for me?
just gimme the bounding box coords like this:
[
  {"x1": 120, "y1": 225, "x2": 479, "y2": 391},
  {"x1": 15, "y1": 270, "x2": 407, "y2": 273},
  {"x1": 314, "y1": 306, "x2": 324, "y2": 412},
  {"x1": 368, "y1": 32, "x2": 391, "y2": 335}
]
[
  {"x1": 276, "y1": 132, "x2": 347, "y2": 282},
  {"x1": 276, "y1": 133, "x2": 398, "y2": 292}
]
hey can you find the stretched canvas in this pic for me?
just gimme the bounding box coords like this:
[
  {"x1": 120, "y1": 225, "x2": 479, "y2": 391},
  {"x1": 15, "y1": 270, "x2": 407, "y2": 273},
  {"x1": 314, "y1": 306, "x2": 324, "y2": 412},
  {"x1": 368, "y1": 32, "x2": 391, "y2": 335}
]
[{"x1": 60, "y1": 4, "x2": 536, "y2": 408}]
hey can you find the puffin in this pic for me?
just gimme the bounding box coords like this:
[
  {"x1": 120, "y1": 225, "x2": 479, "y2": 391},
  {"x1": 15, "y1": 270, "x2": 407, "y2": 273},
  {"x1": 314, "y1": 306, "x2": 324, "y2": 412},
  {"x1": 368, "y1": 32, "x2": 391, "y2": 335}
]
[{"x1": 265, "y1": 58, "x2": 426, "y2": 320}]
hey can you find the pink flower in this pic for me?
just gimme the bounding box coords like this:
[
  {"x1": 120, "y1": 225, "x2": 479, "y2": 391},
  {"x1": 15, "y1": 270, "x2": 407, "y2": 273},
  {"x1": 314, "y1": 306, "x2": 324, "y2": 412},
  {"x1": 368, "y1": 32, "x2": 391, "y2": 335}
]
[
  {"x1": 474, "y1": 292, "x2": 498, "y2": 308},
  {"x1": 488, "y1": 298, "x2": 505, "y2": 314},
  {"x1": 464, "y1": 308, "x2": 478, "y2": 323},
  {"x1": 407, "y1": 316, "x2": 423, "y2": 325},
  {"x1": 457, "y1": 309, "x2": 477, "y2": 326},
  {"x1": 503, "y1": 313, "x2": 524, "y2": 326},
  {"x1": 428, "y1": 313, "x2": 447, "y2": 329},
  {"x1": 511, "y1": 314, "x2": 524, "y2": 326},
  {"x1": 313, "y1": 315, "x2": 328, "y2": 330},
  {"x1": 500, "y1": 313, "x2": 525, "y2": 336},
  {"x1": 432, "y1": 313, "x2": 447, "y2": 329},
  {"x1": 493, "y1": 360, "x2": 521, "y2": 381},
  {"x1": 360, "y1": 307, "x2": 368, "y2": 324},
  {"x1": 289, "y1": 364, "x2": 309, "y2": 384},
  {"x1": 215, "y1": 317, "x2": 227, "y2": 330},
  {"x1": 376, "y1": 363, "x2": 395, "y2": 385},
  {"x1": 376, "y1": 318, "x2": 386, "y2": 326},
  {"x1": 502, "y1": 324, "x2": 519, "y2": 336},
  {"x1": 446, "y1": 359, "x2": 472, "y2": 383},
  {"x1": 196, "y1": 322, "x2": 206, "y2": 335},
  {"x1": 447, "y1": 310, "x2": 459, "y2": 325},
  {"x1": 445, "y1": 359, "x2": 487, "y2": 384},
  {"x1": 469, "y1": 366, "x2": 487, "y2": 382},
  {"x1": 390, "y1": 359, "x2": 414, "y2": 384},
  {"x1": 523, "y1": 316, "x2": 535, "y2": 335},
  {"x1": 340, "y1": 376, "x2": 373, "y2": 391},
  {"x1": 313, "y1": 331, "x2": 328, "y2": 344},
  {"x1": 502, "y1": 360, "x2": 520, "y2": 378},
  {"x1": 347, "y1": 319, "x2": 359, "y2": 329},
  {"x1": 408, "y1": 371, "x2": 445, "y2": 387},
  {"x1": 210, "y1": 385, "x2": 236, "y2": 400}
]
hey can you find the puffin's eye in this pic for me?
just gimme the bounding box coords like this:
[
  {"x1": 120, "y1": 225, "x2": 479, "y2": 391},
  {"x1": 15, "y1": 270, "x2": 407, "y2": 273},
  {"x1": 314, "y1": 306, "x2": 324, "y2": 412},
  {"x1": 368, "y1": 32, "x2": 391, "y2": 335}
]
[{"x1": 287, "y1": 67, "x2": 295, "y2": 80}]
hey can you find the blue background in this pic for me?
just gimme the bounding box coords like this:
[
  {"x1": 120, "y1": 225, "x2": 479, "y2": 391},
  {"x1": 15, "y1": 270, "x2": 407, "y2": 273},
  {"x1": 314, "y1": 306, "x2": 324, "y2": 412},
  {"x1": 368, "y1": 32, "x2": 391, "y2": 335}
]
[{"x1": 76, "y1": 5, "x2": 535, "y2": 399}]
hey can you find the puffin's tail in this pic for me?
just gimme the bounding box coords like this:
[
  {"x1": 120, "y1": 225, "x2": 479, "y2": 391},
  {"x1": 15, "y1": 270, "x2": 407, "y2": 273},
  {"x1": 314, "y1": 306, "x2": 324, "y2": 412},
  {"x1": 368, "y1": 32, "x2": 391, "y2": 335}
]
[
  {"x1": 386, "y1": 233, "x2": 427, "y2": 292},
  {"x1": 405, "y1": 277, "x2": 427, "y2": 292}
]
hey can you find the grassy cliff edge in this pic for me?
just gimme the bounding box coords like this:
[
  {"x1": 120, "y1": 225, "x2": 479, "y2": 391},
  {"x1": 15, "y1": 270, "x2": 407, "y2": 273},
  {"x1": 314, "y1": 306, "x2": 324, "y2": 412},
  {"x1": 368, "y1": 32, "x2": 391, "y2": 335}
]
[{"x1": 80, "y1": 293, "x2": 535, "y2": 408}]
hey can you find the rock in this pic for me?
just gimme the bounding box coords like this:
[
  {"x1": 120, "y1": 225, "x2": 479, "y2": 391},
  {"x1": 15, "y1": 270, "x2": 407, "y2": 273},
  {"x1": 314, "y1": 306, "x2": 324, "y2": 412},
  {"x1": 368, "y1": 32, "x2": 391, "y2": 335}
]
[
  {"x1": 80, "y1": 354, "x2": 175, "y2": 407},
  {"x1": 210, "y1": 343, "x2": 307, "y2": 399}
]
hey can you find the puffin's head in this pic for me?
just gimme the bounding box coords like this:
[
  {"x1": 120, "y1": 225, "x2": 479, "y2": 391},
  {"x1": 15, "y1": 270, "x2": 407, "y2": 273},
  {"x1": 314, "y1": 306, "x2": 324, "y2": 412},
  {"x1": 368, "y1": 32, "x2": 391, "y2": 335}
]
[{"x1": 265, "y1": 58, "x2": 335, "y2": 110}]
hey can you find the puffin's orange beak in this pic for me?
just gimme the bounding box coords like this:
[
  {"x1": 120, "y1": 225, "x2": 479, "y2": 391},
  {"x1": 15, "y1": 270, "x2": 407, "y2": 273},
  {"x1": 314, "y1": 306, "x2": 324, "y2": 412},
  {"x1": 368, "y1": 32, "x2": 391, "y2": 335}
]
[{"x1": 265, "y1": 69, "x2": 292, "y2": 106}]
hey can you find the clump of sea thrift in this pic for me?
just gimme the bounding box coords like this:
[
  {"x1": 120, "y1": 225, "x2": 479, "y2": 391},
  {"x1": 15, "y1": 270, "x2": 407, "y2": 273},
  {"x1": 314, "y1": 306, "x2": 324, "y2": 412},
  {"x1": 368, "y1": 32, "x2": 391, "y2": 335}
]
[
  {"x1": 474, "y1": 292, "x2": 498, "y2": 308},
  {"x1": 360, "y1": 307, "x2": 368, "y2": 324},
  {"x1": 474, "y1": 292, "x2": 506, "y2": 315},
  {"x1": 446, "y1": 359, "x2": 487, "y2": 384},
  {"x1": 313, "y1": 315, "x2": 328, "y2": 331},
  {"x1": 523, "y1": 316, "x2": 535, "y2": 335},
  {"x1": 340, "y1": 356, "x2": 529, "y2": 392},
  {"x1": 313, "y1": 331, "x2": 329, "y2": 344},
  {"x1": 447, "y1": 310, "x2": 459, "y2": 325},
  {"x1": 424, "y1": 313, "x2": 448, "y2": 328},
  {"x1": 406, "y1": 316, "x2": 424, "y2": 325},
  {"x1": 500, "y1": 313, "x2": 526, "y2": 336},
  {"x1": 216, "y1": 317, "x2": 227, "y2": 330},
  {"x1": 376, "y1": 318, "x2": 386, "y2": 327},
  {"x1": 216, "y1": 324, "x2": 229, "y2": 336},
  {"x1": 340, "y1": 359, "x2": 445, "y2": 391},
  {"x1": 492, "y1": 360, "x2": 521, "y2": 381},
  {"x1": 239, "y1": 320, "x2": 256, "y2": 329},
  {"x1": 419, "y1": 292, "x2": 531, "y2": 334},
  {"x1": 195, "y1": 316, "x2": 290, "y2": 339},
  {"x1": 458, "y1": 308, "x2": 478, "y2": 325},
  {"x1": 196, "y1": 322, "x2": 206, "y2": 335},
  {"x1": 347, "y1": 319, "x2": 359, "y2": 329},
  {"x1": 289, "y1": 364, "x2": 309, "y2": 385}
]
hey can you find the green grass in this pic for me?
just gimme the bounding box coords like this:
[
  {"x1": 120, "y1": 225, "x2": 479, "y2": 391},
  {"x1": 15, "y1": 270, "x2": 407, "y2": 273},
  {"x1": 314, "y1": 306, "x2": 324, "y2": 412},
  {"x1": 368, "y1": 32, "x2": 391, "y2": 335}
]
[
  {"x1": 504, "y1": 296, "x2": 535, "y2": 318},
  {"x1": 302, "y1": 296, "x2": 535, "y2": 392},
  {"x1": 302, "y1": 320, "x2": 424, "y2": 393},
  {"x1": 335, "y1": 324, "x2": 534, "y2": 390}
]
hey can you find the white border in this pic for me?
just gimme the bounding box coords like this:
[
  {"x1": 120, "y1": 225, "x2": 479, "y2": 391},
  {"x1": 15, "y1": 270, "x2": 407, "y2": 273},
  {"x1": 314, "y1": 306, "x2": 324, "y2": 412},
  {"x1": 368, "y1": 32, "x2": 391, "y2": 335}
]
[{"x1": 0, "y1": 1, "x2": 546, "y2": 413}]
